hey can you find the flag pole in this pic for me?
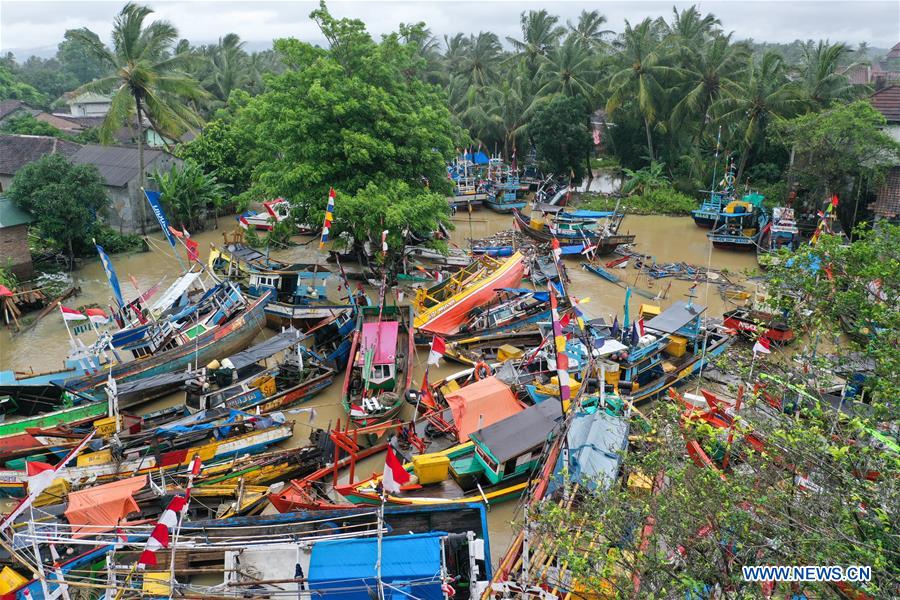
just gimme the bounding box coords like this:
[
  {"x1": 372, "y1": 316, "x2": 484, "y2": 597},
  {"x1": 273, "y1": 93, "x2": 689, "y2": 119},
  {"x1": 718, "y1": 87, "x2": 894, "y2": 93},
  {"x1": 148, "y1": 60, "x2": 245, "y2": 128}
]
[
  {"x1": 59, "y1": 304, "x2": 77, "y2": 351},
  {"x1": 375, "y1": 489, "x2": 386, "y2": 600}
]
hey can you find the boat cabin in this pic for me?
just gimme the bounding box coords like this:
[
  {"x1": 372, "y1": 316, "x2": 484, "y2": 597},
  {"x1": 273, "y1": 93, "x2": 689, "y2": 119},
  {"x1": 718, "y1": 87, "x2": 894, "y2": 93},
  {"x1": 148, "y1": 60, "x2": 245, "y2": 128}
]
[
  {"x1": 468, "y1": 401, "x2": 561, "y2": 485},
  {"x1": 355, "y1": 320, "x2": 399, "y2": 392},
  {"x1": 768, "y1": 207, "x2": 800, "y2": 251},
  {"x1": 247, "y1": 269, "x2": 327, "y2": 303}
]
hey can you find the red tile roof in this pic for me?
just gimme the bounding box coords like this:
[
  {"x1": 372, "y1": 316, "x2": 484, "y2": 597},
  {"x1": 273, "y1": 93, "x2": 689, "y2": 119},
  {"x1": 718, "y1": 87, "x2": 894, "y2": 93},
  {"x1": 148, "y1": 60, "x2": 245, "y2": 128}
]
[
  {"x1": 870, "y1": 85, "x2": 900, "y2": 122},
  {"x1": 842, "y1": 64, "x2": 871, "y2": 85},
  {"x1": 871, "y1": 167, "x2": 900, "y2": 220}
]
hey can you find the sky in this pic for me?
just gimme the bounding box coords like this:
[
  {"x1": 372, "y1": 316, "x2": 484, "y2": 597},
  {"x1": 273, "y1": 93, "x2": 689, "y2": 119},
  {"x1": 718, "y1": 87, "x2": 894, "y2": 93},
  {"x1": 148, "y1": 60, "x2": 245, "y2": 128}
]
[{"x1": 1, "y1": 0, "x2": 898, "y2": 59}]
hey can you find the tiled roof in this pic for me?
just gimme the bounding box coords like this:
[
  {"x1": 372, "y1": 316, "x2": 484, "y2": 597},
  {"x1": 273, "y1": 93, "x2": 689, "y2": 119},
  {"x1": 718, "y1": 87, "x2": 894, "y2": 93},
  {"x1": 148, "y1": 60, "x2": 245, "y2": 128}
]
[
  {"x1": 842, "y1": 64, "x2": 871, "y2": 85},
  {"x1": 0, "y1": 100, "x2": 25, "y2": 120},
  {"x1": 0, "y1": 135, "x2": 81, "y2": 176},
  {"x1": 871, "y1": 166, "x2": 900, "y2": 220},
  {"x1": 888, "y1": 42, "x2": 900, "y2": 59},
  {"x1": 69, "y1": 143, "x2": 172, "y2": 187},
  {"x1": 870, "y1": 85, "x2": 900, "y2": 122},
  {"x1": 34, "y1": 112, "x2": 84, "y2": 132}
]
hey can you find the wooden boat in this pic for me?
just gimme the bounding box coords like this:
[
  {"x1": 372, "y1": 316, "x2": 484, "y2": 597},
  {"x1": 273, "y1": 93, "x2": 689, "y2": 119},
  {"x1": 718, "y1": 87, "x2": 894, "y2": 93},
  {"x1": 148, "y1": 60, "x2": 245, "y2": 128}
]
[
  {"x1": 484, "y1": 176, "x2": 527, "y2": 213},
  {"x1": 0, "y1": 421, "x2": 294, "y2": 497},
  {"x1": 336, "y1": 401, "x2": 562, "y2": 506},
  {"x1": 692, "y1": 158, "x2": 737, "y2": 227},
  {"x1": 239, "y1": 198, "x2": 292, "y2": 231},
  {"x1": 208, "y1": 242, "x2": 342, "y2": 329},
  {"x1": 707, "y1": 194, "x2": 769, "y2": 251},
  {"x1": 342, "y1": 305, "x2": 414, "y2": 427},
  {"x1": 757, "y1": 206, "x2": 801, "y2": 267},
  {"x1": 443, "y1": 329, "x2": 544, "y2": 366},
  {"x1": 0, "y1": 400, "x2": 109, "y2": 454},
  {"x1": 413, "y1": 252, "x2": 525, "y2": 337},
  {"x1": 583, "y1": 262, "x2": 620, "y2": 283},
  {"x1": 512, "y1": 208, "x2": 635, "y2": 254},
  {"x1": 454, "y1": 288, "x2": 552, "y2": 338},
  {"x1": 723, "y1": 308, "x2": 794, "y2": 344}
]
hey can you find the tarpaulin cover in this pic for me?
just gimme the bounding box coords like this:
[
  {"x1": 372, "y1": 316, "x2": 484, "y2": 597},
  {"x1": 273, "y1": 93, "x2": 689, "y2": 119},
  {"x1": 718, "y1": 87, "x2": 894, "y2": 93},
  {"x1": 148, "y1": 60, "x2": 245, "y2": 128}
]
[
  {"x1": 357, "y1": 321, "x2": 399, "y2": 365},
  {"x1": 558, "y1": 210, "x2": 615, "y2": 219},
  {"x1": 224, "y1": 328, "x2": 304, "y2": 371},
  {"x1": 65, "y1": 475, "x2": 147, "y2": 538},
  {"x1": 644, "y1": 300, "x2": 706, "y2": 334},
  {"x1": 550, "y1": 410, "x2": 629, "y2": 494},
  {"x1": 115, "y1": 370, "x2": 196, "y2": 398},
  {"x1": 445, "y1": 376, "x2": 525, "y2": 442},
  {"x1": 308, "y1": 532, "x2": 445, "y2": 600},
  {"x1": 496, "y1": 288, "x2": 550, "y2": 302},
  {"x1": 465, "y1": 151, "x2": 489, "y2": 165}
]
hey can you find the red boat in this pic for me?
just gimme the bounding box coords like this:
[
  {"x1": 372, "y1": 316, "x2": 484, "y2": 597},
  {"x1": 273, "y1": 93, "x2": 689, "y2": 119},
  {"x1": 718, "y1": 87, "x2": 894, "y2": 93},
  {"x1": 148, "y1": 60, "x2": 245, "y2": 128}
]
[
  {"x1": 722, "y1": 308, "x2": 794, "y2": 344},
  {"x1": 413, "y1": 252, "x2": 525, "y2": 337}
]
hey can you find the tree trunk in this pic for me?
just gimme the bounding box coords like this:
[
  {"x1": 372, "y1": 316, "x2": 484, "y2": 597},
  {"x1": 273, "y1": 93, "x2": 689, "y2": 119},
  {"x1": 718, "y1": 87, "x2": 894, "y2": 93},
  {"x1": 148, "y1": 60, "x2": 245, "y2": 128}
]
[
  {"x1": 643, "y1": 116, "x2": 655, "y2": 162},
  {"x1": 735, "y1": 148, "x2": 751, "y2": 188},
  {"x1": 135, "y1": 94, "x2": 147, "y2": 235},
  {"x1": 67, "y1": 238, "x2": 74, "y2": 272}
]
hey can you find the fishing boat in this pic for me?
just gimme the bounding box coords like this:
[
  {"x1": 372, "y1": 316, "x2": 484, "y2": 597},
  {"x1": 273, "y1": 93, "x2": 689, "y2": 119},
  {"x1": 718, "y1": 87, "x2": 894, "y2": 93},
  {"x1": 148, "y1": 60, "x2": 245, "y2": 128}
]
[
  {"x1": 692, "y1": 159, "x2": 737, "y2": 228},
  {"x1": 484, "y1": 175, "x2": 527, "y2": 213},
  {"x1": 707, "y1": 193, "x2": 769, "y2": 251},
  {"x1": 238, "y1": 198, "x2": 291, "y2": 231},
  {"x1": 342, "y1": 305, "x2": 415, "y2": 427},
  {"x1": 208, "y1": 242, "x2": 346, "y2": 329},
  {"x1": 512, "y1": 207, "x2": 635, "y2": 254},
  {"x1": 413, "y1": 252, "x2": 525, "y2": 337},
  {"x1": 447, "y1": 156, "x2": 487, "y2": 211},
  {"x1": 336, "y1": 401, "x2": 562, "y2": 506},
  {"x1": 757, "y1": 206, "x2": 801, "y2": 266},
  {"x1": 583, "y1": 262, "x2": 620, "y2": 283},
  {"x1": 455, "y1": 288, "x2": 552, "y2": 337},
  {"x1": 0, "y1": 400, "x2": 110, "y2": 455},
  {"x1": 443, "y1": 329, "x2": 544, "y2": 366},
  {"x1": 722, "y1": 307, "x2": 794, "y2": 344}
]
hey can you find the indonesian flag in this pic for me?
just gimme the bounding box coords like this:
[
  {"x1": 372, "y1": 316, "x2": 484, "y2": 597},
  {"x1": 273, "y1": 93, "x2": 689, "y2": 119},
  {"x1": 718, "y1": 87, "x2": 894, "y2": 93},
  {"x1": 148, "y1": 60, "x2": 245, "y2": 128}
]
[
  {"x1": 551, "y1": 238, "x2": 561, "y2": 262},
  {"x1": 138, "y1": 495, "x2": 187, "y2": 567},
  {"x1": 60, "y1": 305, "x2": 87, "y2": 321},
  {"x1": 382, "y1": 446, "x2": 411, "y2": 494},
  {"x1": 637, "y1": 317, "x2": 645, "y2": 336},
  {"x1": 85, "y1": 307, "x2": 109, "y2": 324},
  {"x1": 427, "y1": 336, "x2": 446, "y2": 366},
  {"x1": 26, "y1": 461, "x2": 58, "y2": 498},
  {"x1": 580, "y1": 243, "x2": 597, "y2": 255},
  {"x1": 753, "y1": 336, "x2": 772, "y2": 355},
  {"x1": 349, "y1": 403, "x2": 366, "y2": 418}
]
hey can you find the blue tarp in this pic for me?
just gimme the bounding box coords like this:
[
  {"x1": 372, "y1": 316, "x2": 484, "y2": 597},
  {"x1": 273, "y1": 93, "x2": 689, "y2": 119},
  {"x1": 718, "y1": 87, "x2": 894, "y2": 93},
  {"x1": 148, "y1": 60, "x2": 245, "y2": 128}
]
[
  {"x1": 560, "y1": 244, "x2": 588, "y2": 255},
  {"x1": 465, "y1": 151, "x2": 490, "y2": 165},
  {"x1": 308, "y1": 532, "x2": 445, "y2": 599},
  {"x1": 496, "y1": 288, "x2": 550, "y2": 302},
  {"x1": 550, "y1": 410, "x2": 629, "y2": 493},
  {"x1": 472, "y1": 246, "x2": 514, "y2": 257},
  {"x1": 559, "y1": 210, "x2": 615, "y2": 219}
]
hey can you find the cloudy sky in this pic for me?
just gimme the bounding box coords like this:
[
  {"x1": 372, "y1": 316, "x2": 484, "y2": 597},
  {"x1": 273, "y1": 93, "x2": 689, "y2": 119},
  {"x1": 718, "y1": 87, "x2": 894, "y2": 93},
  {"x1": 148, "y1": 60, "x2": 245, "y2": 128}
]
[{"x1": 2, "y1": 0, "x2": 898, "y2": 59}]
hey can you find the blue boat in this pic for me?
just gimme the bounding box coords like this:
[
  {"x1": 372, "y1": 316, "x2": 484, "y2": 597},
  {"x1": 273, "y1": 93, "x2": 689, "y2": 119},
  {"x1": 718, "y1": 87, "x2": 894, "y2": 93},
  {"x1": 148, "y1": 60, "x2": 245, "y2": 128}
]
[
  {"x1": 692, "y1": 157, "x2": 737, "y2": 228},
  {"x1": 707, "y1": 193, "x2": 769, "y2": 251},
  {"x1": 484, "y1": 175, "x2": 527, "y2": 213}
]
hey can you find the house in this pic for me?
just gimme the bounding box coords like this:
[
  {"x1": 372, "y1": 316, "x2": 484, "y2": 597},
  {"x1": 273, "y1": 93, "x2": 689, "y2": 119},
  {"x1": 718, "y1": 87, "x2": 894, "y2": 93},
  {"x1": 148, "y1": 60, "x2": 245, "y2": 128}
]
[
  {"x1": 0, "y1": 100, "x2": 39, "y2": 124},
  {"x1": 0, "y1": 196, "x2": 35, "y2": 279},
  {"x1": 868, "y1": 85, "x2": 900, "y2": 221},
  {"x1": 66, "y1": 92, "x2": 112, "y2": 117},
  {"x1": 841, "y1": 42, "x2": 900, "y2": 90},
  {"x1": 0, "y1": 134, "x2": 181, "y2": 234}
]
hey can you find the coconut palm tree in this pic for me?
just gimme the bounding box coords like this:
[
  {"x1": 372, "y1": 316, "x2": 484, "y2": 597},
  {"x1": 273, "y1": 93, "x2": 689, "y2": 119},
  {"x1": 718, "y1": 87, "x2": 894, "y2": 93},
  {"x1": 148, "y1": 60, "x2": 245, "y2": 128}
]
[
  {"x1": 659, "y1": 5, "x2": 721, "y2": 45},
  {"x1": 205, "y1": 33, "x2": 250, "y2": 107},
  {"x1": 715, "y1": 51, "x2": 805, "y2": 180},
  {"x1": 536, "y1": 37, "x2": 598, "y2": 103},
  {"x1": 484, "y1": 67, "x2": 540, "y2": 157},
  {"x1": 606, "y1": 19, "x2": 676, "y2": 161},
  {"x1": 798, "y1": 41, "x2": 861, "y2": 110},
  {"x1": 670, "y1": 34, "x2": 749, "y2": 143},
  {"x1": 72, "y1": 3, "x2": 207, "y2": 214},
  {"x1": 457, "y1": 32, "x2": 503, "y2": 91},
  {"x1": 506, "y1": 10, "x2": 565, "y2": 74},
  {"x1": 566, "y1": 10, "x2": 613, "y2": 51}
]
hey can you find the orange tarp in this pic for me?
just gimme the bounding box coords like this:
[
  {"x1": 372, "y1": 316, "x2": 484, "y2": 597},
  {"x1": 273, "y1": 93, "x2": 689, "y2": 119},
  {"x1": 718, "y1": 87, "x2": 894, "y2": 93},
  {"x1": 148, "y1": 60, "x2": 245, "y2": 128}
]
[
  {"x1": 65, "y1": 475, "x2": 147, "y2": 538},
  {"x1": 445, "y1": 376, "x2": 525, "y2": 442}
]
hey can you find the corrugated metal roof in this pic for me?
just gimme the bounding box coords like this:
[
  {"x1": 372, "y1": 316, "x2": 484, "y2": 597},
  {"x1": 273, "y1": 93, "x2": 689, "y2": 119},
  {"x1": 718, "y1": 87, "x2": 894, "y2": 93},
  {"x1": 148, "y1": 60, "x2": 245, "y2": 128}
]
[
  {"x1": 0, "y1": 196, "x2": 34, "y2": 228},
  {"x1": 69, "y1": 143, "x2": 170, "y2": 187},
  {"x1": 0, "y1": 134, "x2": 81, "y2": 176}
]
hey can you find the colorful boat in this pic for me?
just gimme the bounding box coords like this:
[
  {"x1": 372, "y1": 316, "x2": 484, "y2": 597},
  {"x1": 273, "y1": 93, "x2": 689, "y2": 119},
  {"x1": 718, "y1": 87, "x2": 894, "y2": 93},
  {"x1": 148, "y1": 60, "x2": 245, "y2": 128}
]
[
  {"x1": 512, "y1": 208, "x2": 635, "y2": 254},
  {"x1": 336, "y1": 401, "x2": 562, "y2": 506},
  {"x1": 413, "y1": 252, "x2": 525, "y2": 337},
  {"x1": 692, "y1": 159, "x2": 737, "y2": 228},
  {"x1": 723, "y1": 308, "x2": 794, "y2": 344},
  {"x1": 484, "y1": 176, "x2": 527, "y2": 213},
  {"x1": 454, "y1": 288, "x2": 552, "y2": 338},
  {"x1": 707, "y1": 193, "x2": 769, "y2": 251},
  {"x1": 239, "y1": 198, "x2": 292, "y2": 231},
  {"x1": 443, "y1": 329, "x2": 544, "y2": 366},
  {"x1": 0, "y1": 400, "x2": 109, "y2": 455},
  {"x1": 342, "y1": 305, "x2": 414, "y2": 427},
  {"x1": 757, "y1": 206, "x2": 801, "y2": 267}
]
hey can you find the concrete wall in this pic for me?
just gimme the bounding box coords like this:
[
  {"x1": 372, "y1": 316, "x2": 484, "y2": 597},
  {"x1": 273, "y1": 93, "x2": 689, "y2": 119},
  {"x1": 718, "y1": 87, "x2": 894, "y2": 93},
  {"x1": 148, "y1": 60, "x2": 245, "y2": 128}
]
[{"x1": 0, "y1": 224, "x2": 34, "y2": 279}]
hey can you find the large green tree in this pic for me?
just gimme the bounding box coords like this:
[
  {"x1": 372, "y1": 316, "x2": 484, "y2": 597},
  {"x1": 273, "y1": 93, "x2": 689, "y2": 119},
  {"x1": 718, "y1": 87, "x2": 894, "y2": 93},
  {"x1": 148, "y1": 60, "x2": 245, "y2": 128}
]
[
  {"x1": 530, "y1": 95, "x2": 592, "y2": 181},
  {"x1": 7, "y1": 154, "x2": 109, "y2": 268},
  {"x1": 57, "y1": 28, "x2": 108, "y2": 84},
  {"x1": 233, "y1": 1, "x2": 459, "y2": 249}
]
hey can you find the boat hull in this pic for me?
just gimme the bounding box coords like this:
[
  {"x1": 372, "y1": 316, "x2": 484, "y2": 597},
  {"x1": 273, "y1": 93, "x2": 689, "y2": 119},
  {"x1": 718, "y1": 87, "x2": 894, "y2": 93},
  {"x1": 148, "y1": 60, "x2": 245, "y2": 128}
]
[
  {"x1": 723, "y1": 310, "x2": 794, "y2": 344},
  {"x1": 414, "y1": 254, "x2": 525, "y2": 337},
  {"x1": 512, "y1": 209, "x2": 635, "y2": 255}
]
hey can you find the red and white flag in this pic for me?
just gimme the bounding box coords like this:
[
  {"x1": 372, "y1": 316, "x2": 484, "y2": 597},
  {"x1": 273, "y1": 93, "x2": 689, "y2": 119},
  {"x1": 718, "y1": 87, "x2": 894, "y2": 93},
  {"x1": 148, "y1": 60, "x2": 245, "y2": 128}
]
[
  {"x1": 580, "y1": 244, "x2": 597, "y2": 255},
  {"x1": 138, "y1": 495, "x2": 187, "y2": 567},
  {"x1": 427, "y1": 336, "x2": 446, "y2": 366},
  {"x1": 637, "y1": 317, "x2": 645, "y2": 337},
  {"x1": 753, "y1": 336, "x2": 771, "y2": 355},
  {"x1": 60, "y1": 305, "x2": 87, "y2": 321},
  {"x1": 349, "y1": 403, "x2": 366, "y2": 418},
  {"x1": 551, "y1": 238, "x2": 561, "y2": 262},
  {"x1": 85, "y1": 307, "x2": 109, "y2": 325},
  {"x1": 382, "y1": 446, "x2": 411, "y2": 494}
]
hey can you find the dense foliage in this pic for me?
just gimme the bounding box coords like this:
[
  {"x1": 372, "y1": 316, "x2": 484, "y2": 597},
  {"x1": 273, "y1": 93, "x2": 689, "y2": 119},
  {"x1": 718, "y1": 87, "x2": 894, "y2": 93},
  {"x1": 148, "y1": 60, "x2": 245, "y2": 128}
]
[
  {"x1": 152, "y1": 160, "x2": 226, "y2": 232},
  {"x1": 7, "y1": 154, "x2": 109, "y2": 267},
  {"x1": 529, "y1": 95, "x2": 593, "y2": 180}
]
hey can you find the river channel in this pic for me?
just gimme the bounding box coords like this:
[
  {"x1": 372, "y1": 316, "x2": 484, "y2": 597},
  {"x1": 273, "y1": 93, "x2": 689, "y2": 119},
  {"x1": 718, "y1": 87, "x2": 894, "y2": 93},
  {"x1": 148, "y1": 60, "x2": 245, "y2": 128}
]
[{"x1": 0, "y1": 208, "x2": 759, "y2": 563}]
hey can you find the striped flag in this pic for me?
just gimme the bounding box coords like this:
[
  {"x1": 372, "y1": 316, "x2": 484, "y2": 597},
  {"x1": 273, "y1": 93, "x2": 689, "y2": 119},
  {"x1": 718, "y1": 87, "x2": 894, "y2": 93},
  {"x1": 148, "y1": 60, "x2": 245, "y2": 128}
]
[
  {"x1": 86, "y1": 307, "x2": 109, "y2": 324},
  {"x1": 60, "y1": 305, "x2": 87, "y2": 321},
  {"x1": 320, "y1": 188, "x2": 335, "y2": 249},
  {"x1": 138, "y1": 495, "x2": 186, "y2": 566},
  {"x1": 548, "y1": 283, "x2": 571, "y2": 404}
]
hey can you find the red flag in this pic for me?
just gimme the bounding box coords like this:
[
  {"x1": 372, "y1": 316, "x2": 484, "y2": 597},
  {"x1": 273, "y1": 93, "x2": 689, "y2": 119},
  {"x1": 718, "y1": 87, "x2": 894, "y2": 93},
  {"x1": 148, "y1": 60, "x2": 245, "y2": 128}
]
[
  {"x1": 185, "y1": 238, "x2": 200, "y2": 262},
  {"x1": 753, "y1": 336, "x2": 772, "y2": 355},
  {"x1": 383, "y1": 446, "x2": 411, "y2": 493},
  {"x1": 168, "y1": 226, "x2": 184, "y2": 239},
  {"x1": 831, "y1": 195, "x2": 839, "y2": 207},
  {"x1": 638, "y1": 317, "x2": 645, "y2": 336},
  {"x1": 85, "y1": 307, "x2": 109, "y2": 324},
  {"x1": 60, "y1": 305, "x2": 87, "y2": 321},
  {"x1": 427, "y1": 336, "x2": 446, "y2": 366}
]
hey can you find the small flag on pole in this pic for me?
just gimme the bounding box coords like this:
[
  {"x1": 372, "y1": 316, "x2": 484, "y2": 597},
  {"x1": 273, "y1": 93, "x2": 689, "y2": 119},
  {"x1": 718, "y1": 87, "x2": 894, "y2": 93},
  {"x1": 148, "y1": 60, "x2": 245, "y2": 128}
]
[
  {"x1": 551, "y1": 238, "x2": 561, "y2": 262},
  {"x1": 85, "y1": 308, "x2": 109, "y2": 324},
  {"x1": 320, "y1": 188, "x2": 335, "y2": 249},
  {"x1": 753, "y1": 336, "x2": 772, "y2": 355},
  {"x1": 382, "y1": 446, "x2": 411, "y2": 494},
  {"x1": 427, "y1": 336, "x2": 446, "y2": 366},
  {"x1": 60, "y1": 305, "x2": 87, "y2": 321}
]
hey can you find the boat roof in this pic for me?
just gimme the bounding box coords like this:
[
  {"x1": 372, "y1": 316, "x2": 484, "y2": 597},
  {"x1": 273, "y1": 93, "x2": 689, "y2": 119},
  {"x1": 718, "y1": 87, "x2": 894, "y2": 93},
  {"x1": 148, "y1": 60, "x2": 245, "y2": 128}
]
[
  {"x1": 65, "y1": 475, "x2": 147, "y2": 538},
  {"x1": 559, "y1": 209, "x2": 616, "y2": 219},
  {"x1": 309, "y1": 532, "x2": 443, "y2": 589},
  {"x1": 150, "y1": 271, "x2": 202, "y2": 313},
  {"x1": 470, "y1": 400, "x2": 561, "y2": 463},
  {"x1": 445, "y1": 376, "x2": 525, "y2": 442},
  {"x1": 358, "y1": 321, "x2": 399, "y2": 365},
  {"x1": 534, "y1": 202, "x2": 565, "y2": 213},
  {"x1": 552, "y1": 410, "x2": 629, "y2": 493},
  {"x1": 644, "y1": 301, "x2": 706, "y2": 334},
  {"x1": 225, "y1": 328, "x2": 306, "y2": 371}
]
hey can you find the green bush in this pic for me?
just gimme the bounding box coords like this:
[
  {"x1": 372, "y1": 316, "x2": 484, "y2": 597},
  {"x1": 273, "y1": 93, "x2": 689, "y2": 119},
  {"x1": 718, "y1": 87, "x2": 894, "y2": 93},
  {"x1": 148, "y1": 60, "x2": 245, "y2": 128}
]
[
  {"x1": 92, "y1": 225, "x2": 146, "y2": 254},
  {"x1": 581, "y1": 186, "x2": 697, "y2": 216}
]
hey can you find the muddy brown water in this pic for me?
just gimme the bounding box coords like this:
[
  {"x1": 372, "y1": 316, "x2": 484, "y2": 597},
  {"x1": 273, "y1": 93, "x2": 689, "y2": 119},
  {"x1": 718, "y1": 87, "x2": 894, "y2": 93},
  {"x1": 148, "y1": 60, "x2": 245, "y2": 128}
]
[{"x1": 0, "y1": 210, "x2": 759, "y2": 564}]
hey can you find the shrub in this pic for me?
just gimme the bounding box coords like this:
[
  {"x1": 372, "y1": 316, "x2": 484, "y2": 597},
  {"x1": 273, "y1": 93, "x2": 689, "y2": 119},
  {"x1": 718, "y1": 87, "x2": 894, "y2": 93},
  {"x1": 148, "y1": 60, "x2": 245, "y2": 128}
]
[
  {"x1": 581, "y1": 186, "x2": 697, "y2": 216},
  {"x1": 92, "y1": 225, "x2": 145, "y2": 254}
]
